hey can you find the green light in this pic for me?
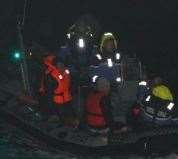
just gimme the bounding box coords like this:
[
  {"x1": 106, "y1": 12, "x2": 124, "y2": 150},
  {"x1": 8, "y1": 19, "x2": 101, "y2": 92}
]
[{"x1": 14, "y1": 52, "x2": 21, "y2": 59}]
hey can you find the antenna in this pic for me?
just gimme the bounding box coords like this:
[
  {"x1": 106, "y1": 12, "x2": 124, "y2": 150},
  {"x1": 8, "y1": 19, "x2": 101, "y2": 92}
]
[{"x1": 17, "y1": 0, "x2": 31, "y2": 95}]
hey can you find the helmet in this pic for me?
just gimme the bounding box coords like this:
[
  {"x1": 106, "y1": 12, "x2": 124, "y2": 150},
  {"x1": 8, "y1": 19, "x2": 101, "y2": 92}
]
[
  {"x1": 66, "y1": 22, "x2": 94, "y2": 51},
  {"x1": 100, "y1": 32, "x2": 118, "y2": 53},
  {"x1": 67, "y1": 23, "x2": 93, "y2": 40},
  {"x1": 66, "y1": 15, "x2": 100, "y2": 42},
  {"x1": 152, "y1": 85, "x2": 173, "y2": 101}
]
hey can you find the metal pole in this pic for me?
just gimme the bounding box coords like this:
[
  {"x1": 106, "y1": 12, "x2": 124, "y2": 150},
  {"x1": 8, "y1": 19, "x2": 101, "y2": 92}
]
[
  {"x1": 17, "y1": 0, "x2": 31, "y2": 95},
  {"x1": 22, "y1": 0, "x2": 28, "y2": 26},
  {"x1": 17, "y1": 21, "x2": 31, "y2": 95}
]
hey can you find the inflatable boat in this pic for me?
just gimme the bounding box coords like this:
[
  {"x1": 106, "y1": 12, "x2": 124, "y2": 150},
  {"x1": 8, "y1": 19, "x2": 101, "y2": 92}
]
[{"x1": 1, "y1": 98, "x2": 178, "y2": 157}]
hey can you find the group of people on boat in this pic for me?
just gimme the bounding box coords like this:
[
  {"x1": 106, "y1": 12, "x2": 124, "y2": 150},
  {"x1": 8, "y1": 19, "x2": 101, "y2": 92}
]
[
  {"x1": 37, "y1": 27, "x2": 177, "y2": 134},
  {"x1": 0, "y1": 17, "x2": 177, "y2": 135},
  {"x1": 39, "y1": 31, "x2": 125, "y2": 132}
]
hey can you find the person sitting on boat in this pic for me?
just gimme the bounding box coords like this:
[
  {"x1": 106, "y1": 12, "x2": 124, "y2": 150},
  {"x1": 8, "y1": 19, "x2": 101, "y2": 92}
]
[{"x1": 130, "y1": 77, "x2": 178, "y2": 127}]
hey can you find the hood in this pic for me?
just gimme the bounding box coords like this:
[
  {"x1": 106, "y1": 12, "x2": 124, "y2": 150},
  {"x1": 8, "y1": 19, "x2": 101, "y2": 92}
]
[{"x1": 100, "y1": 32, "x2": 118, "y2": 53}]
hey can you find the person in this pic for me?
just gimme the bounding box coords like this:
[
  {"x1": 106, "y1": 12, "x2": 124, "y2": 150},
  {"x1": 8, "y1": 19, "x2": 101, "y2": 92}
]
[
  {"x1": 85, "y1": 77, "x2": 113, "y2": 133},
  {"x1": 130, "y1": 77, "x2": 178, "y2": 127},
  {"x1": 44, "y1": 58, "x2": 78, "y2": 126},
  {"x1": 90, "y1": 32, "x2": 121, "y2": 66},
  {"x1": 58, "y1": 16, "x2": 97, "y2": 71},
  {"x1": 89, "y1": 32, "x2": 123, "y2": 91},
  {"x1": 85, "y1": 77, "x2": 129, "y2": 134},
  {"x1": 57, "y1": 18, "x2": 98, "y2": 119}
]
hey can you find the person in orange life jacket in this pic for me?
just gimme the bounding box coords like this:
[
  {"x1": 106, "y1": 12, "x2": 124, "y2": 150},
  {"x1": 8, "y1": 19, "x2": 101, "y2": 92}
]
[
  {"x1": 85, "y1": 77, "x2": 114, "y2": 133},
  {"x1": 46, "y1": 58, "x2": 77, "y2": 125}
]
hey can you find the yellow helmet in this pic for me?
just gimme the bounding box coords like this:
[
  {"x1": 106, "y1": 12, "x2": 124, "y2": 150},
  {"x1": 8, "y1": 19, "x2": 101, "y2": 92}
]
[
  {"x1": 152, "y1": 85, "x2": 173, "y2": 101},
  {"x1": 100, "y1": 32, "x2": 118, "y2": 53}
]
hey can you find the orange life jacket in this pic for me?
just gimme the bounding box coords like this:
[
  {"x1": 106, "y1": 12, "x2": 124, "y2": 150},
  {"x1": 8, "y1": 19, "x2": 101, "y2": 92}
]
[
  {"x1": 51, "y1": 68, "x2": 72, "y2": 105},
  {"x1": 85, "y1": 92, "x2": 107, "y2": 128}
]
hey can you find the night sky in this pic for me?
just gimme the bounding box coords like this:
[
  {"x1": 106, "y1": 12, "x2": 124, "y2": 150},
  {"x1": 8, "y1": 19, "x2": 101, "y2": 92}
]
[{"x1": 0, "y1": 0, "x2": 178, "y2": 95}]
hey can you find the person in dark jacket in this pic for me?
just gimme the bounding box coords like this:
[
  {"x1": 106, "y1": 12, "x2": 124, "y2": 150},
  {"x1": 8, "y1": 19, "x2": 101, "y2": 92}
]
[{"x1": 129, "y1": 77, "x2": 178, "y2": 128}]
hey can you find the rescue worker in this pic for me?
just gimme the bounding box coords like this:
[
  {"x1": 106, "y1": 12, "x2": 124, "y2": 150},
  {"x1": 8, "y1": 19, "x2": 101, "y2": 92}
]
[
  {"x1": 58, "y1": 17, "x2": 98, "y2": 118},
  {"x1": 90, "y1": 32, "x2": 121, "y2": 66},
  {"x1": 58, "y1": 15, "x2": 100, "y2": 87},
  {"x1": 58, "y1": 16, "x2": 97, "y2": 71},
  {"x1": 131, "y1": 77, "x2": 178, "y2": 127},
  {"x1": 89, "y1": 32, "x2": 123, "y2": 90}
]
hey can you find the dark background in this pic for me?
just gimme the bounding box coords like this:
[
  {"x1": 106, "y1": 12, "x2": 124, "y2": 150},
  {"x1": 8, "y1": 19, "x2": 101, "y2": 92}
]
[{"x1": 0, "y1": 0, "x2": 178, "y2": 98}]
